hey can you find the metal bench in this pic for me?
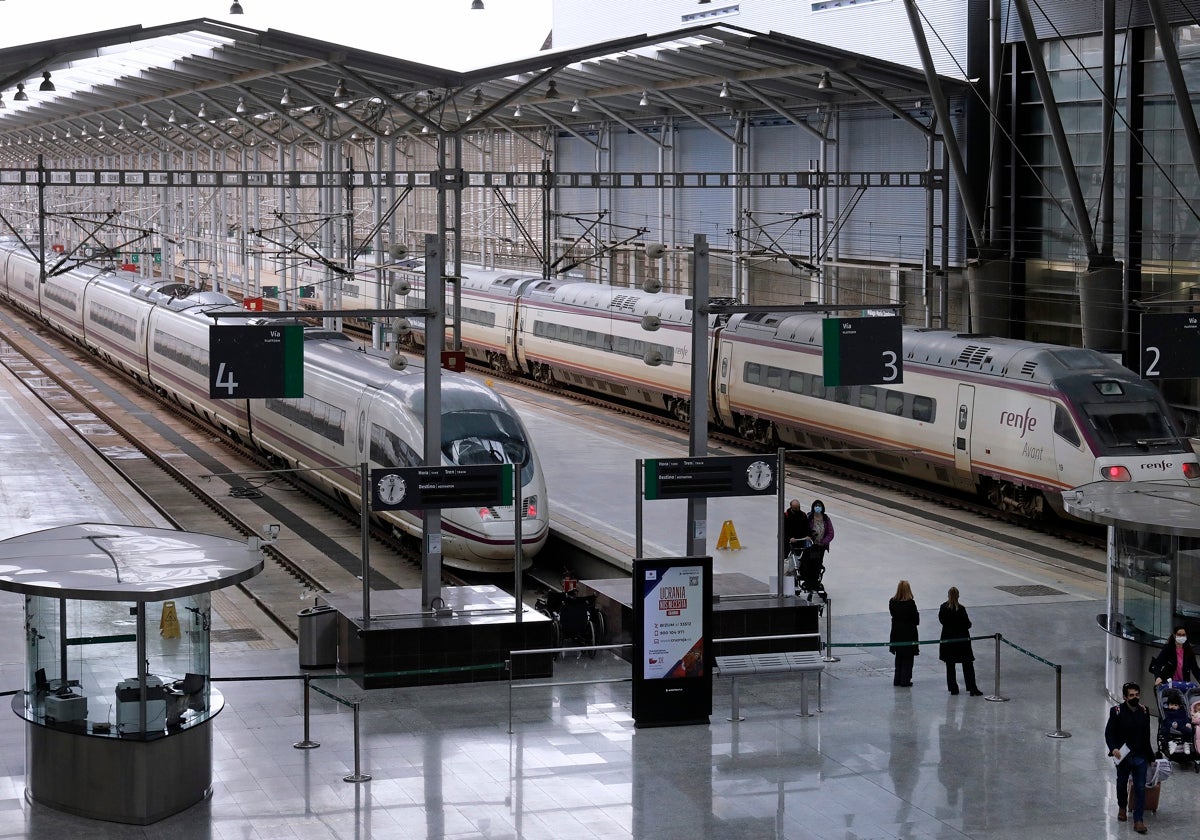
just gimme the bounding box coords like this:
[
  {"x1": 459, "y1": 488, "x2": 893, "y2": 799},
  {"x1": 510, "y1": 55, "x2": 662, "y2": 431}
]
[{"x1": 714, "y1": 646, "x2": 825, "y2": 722}]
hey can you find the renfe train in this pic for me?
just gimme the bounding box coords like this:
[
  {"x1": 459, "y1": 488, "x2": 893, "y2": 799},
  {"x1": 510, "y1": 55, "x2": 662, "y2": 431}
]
[
  {"x1": 376, "y1": 263, "x2": 1199, "y2": 518},
  {"x1": 0, "y1": 243, "x2": 548, "y2": 573}
]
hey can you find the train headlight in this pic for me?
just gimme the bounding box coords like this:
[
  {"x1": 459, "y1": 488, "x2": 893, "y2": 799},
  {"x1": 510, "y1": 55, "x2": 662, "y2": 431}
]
[
  {"x1": 1183, "y1": 462, "x2": 1200, "y2": 480},
  {"x1": 1100, "y1": 465, "x2": 1132, "y2": 481}
]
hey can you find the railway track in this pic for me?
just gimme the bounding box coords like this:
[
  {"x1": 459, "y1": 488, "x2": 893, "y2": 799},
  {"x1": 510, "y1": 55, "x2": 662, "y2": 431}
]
[{"x1": 0, "y1": 313, "x2": 448, "y2": 637}]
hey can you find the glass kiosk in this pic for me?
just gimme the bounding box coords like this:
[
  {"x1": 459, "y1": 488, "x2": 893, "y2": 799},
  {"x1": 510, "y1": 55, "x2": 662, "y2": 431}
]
[
  {"x1": 0, "y1": 523, "x2": 264, "y2": 824},
  {"x1": 1062, "y1": 481, "x2": 1200, "y2": 702}
]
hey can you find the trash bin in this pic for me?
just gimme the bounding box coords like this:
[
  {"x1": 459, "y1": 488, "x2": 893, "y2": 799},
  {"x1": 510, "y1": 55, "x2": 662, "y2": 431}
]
[{"x1": 297, "y1": 605, "x2": 337, "y2": 669}]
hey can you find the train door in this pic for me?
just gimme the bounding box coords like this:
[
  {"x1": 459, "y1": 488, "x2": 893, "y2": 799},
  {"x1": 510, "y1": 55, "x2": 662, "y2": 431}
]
[
  {"x1": 954, "y1": 385, "x2": 975, "y2": 473},
  {"x1": 355, "y1": 386, "x2": 382, "y2": 466},
  {"x1": 714, "y1": 339, "x2": 734, "y2": 426}
]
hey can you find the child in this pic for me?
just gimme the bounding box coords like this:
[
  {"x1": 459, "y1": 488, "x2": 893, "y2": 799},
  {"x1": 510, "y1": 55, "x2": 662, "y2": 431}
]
[
  {"x1": 1159, "y1": 689, "x2": 1193, "y2": 753},
  {"x1": 1192, "y1": 700, "x2": 1200, "y2": 754}
]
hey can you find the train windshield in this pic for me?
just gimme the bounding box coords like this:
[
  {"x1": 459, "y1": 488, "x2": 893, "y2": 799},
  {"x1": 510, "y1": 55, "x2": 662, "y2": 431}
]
[
  {"x1": 1082, "y1": 401, "x2": 1179, "y2": 449},
  {"x1": 442, "y1": 410, "x2": 534, "y2": 483}
]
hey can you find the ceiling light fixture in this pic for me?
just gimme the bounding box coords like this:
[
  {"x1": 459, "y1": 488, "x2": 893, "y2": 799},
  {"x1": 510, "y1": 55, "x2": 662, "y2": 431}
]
[
  {"x1": 279, "y1": 88, "x2": 291, "y2": 107},
  {"x1": 14, "y1": 83, "x2": 27, "y2": 102},
  {"x1": 0, "y1": 93, "x2": 5, "y2": 109},
  {"x1": 39, "y1": 72, "x2": 54, "y2": 92},
  {"x1": 639, "y1": 90, "x2": 649, "y2": 107},
  {"x1": 118, "y1": 118, "x2": 126, "y2": 131},
  {"x1": 168, "y1": 110, "x2": 177, "y2": 124},
  {"x1": 421, "y1": 124, "x2": 429, "y2": 134},
  {"x1": 236, "y1": 97, "x2": 246, "y2": 114},
  {"x1": 197, "y1": 102, "x2": 207, "y2": 119},
  {"x1": 141, "y1": 115, "x2": 150, "y2": 129},
  {"x1": 817, "y1": 71, "x2": 832, "y2": 91},
  {"x1": 719, "y1": 81, "x2": 729, "y2": 98},
  {"x1": 513, "y1": 103, "x2": 522, "y2": 118},
  {"x1": 230, "y1": 1, "x2": 244, "y2": 14},
  {"x1": 472, "y1": 88, "x2": 484, "y2": 107},
  {"x1": 545, "y1": 80, "x2": 559, "y2": 100},
  {"x1": 334, "y1": 79, "x2": 350, "y2": 100},
  {"x1": 571, "y1": 99, "x2": 580, "y2": 113}
]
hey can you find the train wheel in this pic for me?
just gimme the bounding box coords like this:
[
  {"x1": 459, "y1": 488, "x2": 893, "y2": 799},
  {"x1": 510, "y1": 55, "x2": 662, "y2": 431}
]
[{"x1": 535, "y1": 363, "x2": 555, "y2": 385}]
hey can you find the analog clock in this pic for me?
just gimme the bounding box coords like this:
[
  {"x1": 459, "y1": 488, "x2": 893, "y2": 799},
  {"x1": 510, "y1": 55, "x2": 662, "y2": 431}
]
[
  {"x1": 376, "y1": 473, "x2": 407, "y2": 505},
  {"x1": 746, "y1": 460, "x2": 773, "y2": 491}
]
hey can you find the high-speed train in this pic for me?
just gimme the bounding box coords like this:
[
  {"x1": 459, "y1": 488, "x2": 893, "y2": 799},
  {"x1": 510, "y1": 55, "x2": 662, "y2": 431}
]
[
  {"x1": 368, "y1": 262, "x2": 1200, "y2": 518},
  {"x1": 0, "y1": 243, "x2": 548, "y2": 573}
]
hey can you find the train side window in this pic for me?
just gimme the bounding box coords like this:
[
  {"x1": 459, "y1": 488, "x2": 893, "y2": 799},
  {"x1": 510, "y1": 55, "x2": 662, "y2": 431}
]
[
  {"x1": 571, "y1": 328, "x2": 584, "y2": 344},
  {"x1": 744, "y1": 363, "x2": 762, "y2": 385},
  {"x1": 884, "y1": 390, "x2": 905, "y2": 415},
  {"x1": 788, "y1": 371, "x2": 805, "y2": 393},
  {"x1": 616, "y1": 336, "x2": 630, "y2": 354},
  {"x1": 585, "y1": 330, "x2": 598, "y2": 348},
  {"x1": 1054, "y1": 404, "x2": 1082, "y2": 447},
  {"x1": 658, "y1": 345, "x2": 674, "y2": 365},
  {"x1": 912, "y1": 395, "x2": 935, "y2": 423},
  {"x1": 859, "y1": 386, "x2": 878, "y2": 409},
  {"x1": 765, "y1": 366, "x2": 783, "y2": 389},
  {"x1": 832, "y1": 386, "x2": 852, "y2": 404},
  {"x1": 810, "y1": 375, "x2": 824, "y2": 398}
]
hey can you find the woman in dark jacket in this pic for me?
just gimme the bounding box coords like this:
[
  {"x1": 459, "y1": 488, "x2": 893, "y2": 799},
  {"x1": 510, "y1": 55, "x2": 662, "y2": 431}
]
[
  {"x1": 938, "y1": 587, "x2": 983, "y2": 696},
  {"x1": 1150, "y1": 626, "x2": 1200, "y2": 685},
  {"x1": 889, "y1": 580, "x2": 919, "y2": 687}
]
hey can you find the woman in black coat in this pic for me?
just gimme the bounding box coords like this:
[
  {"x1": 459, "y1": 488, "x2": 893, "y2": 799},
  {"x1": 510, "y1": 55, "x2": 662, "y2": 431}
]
[
  {"x1": 889, "y1": 580, "x2": 919, "y2": 687},
  {"x1": 938, "y1": 587, "x2": 983, "y2": 696},
  {"x1": 1150, "y1": 626, "x2": 1200, "y2": 685}
]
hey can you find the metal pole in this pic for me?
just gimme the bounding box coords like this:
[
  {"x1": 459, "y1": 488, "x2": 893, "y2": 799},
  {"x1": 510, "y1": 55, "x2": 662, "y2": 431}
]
[
  {"x1": 1046, "y1": 664, "x2": 1071, "y2": 738},
  {"x1": 822, "y1": 596, "x2": 840, "y2": 663},
  {"x1": 293, "y1": 673, "x2": 320, "y2": 749},
  {"x1": 776, "y1": 447, "x2": 785, "y2": 597},
  {"x1": 727, "y1": 676, "x2": 744, "y2": 723},
  {"x1": 343, "y1": 702, "x2": 372, "y2": 782},
  {"x1": 360, "y1": 462, "x2": 371, "y2": 625},
  {"x1": 686, "y1": 233, "x2": 709, "y2": 558},
  {"x1": 635, "y1": 459, "x2": 644, "y2": 559},
  {"x1": 507, "y1": 659, "x2": 514, "y2": 735},
  {"x1": 513, "y1": 466, "x2": 523, "y2": 623},
  {"x1": 985, "y1": 633, "x2": 1010, "y2": 702}
]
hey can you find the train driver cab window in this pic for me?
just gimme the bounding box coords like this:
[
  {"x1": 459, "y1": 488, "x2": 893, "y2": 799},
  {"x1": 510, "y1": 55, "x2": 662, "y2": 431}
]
[{"x1": 1053, "y1": 405, "x2": 1082, "y2": 448}]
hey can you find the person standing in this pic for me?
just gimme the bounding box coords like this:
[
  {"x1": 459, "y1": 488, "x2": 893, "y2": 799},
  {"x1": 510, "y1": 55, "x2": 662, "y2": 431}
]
[
  {"x1": 1150, "y1": 625, "x2": 1200, "y2": 685},
  {"x1": 889, "y1": 580, "x2": 919, "y2": 687},
  {"x1": 783, "y1": 499, "x2": 813, "y2": 549},
  {"x1": 1105, "y1": 682, "x2": 1154, "y2": 834},
  {"x1": 807, "y1": 499, "x2": 834, "y2": 555},
  {"x1": 938, "y1": 587, "x2": 983, "y2": 696}
]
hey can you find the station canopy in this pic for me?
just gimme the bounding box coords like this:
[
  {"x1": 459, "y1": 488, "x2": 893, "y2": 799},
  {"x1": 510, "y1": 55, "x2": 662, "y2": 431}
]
[{"x1": 0, "y1": 18, "x2": 966, "y2": 152}]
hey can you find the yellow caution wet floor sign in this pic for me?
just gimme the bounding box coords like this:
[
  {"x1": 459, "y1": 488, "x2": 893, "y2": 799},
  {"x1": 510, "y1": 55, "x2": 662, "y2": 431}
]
[
  {"x1": 160, "y1": 601, "x2": 181, "y2": 639},
  {"x1": 716, "y1": 520, "x2": 742, "y2": 550}
]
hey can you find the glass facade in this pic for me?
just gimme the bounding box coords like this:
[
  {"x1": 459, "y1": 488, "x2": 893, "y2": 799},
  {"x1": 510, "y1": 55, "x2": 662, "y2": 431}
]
[
  {"x1": 21, "y1": 593, "x2": 214, "y2": 739},
  {"x1": 1109, "y1": 529, "x2": 1200, "y2": 645}
]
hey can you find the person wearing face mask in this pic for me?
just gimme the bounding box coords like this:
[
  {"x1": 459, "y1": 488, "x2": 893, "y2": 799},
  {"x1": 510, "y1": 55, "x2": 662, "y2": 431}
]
[
  {"x1": 1105, "y1": 682, "x2": 1154, "y2": 833},
  {"x1": 807, "y1": 500, "x2": 834, "y2": 556},
  {"x1": 1149, "y1": 626, "x2": 1199, "y2": 686}
]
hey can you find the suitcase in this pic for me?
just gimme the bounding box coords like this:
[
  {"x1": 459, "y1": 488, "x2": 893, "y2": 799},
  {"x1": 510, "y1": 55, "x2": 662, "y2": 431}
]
[{"x1": 1129, "y1": 779, "x2": 1161, "y2": 814}]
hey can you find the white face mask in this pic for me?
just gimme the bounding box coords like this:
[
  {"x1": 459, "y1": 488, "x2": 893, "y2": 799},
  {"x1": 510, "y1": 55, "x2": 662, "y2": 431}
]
[{"x1": 1176, "y1": 636, "x2": 1188, "y2": 645}]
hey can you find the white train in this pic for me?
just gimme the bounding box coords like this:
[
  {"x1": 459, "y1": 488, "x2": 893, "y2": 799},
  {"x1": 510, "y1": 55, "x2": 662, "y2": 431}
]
[
  {"x1": 0, "y1": 243, "x2": 548, "y2": 573},
  {"x1": 378, "y1": 263, "x2": 1199, "y2": 518}
]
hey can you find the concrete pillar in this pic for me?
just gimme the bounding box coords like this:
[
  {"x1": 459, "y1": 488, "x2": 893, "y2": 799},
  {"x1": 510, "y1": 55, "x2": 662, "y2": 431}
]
[
  {"x1": 966, "y1": 258, "x2": 1010, "y2": 337},
  {"x1": 1079, "y1": 261, "x2": 1124, "y2": 352}
]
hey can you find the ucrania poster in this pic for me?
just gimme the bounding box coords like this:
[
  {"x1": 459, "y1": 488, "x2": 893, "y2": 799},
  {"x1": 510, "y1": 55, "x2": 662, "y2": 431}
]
[{"x1": 641, "y1": 562, "x2": 705, "y2": 680}]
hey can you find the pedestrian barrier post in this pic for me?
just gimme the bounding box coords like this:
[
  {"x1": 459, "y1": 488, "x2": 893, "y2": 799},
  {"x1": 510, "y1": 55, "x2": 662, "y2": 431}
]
[
  {"x1": 293, "y1": 672, "x2": 320, "y2": 749},
  {"x1": 822, "y1": 596, "x2": 840, "y2": 663},
  {"x1": 343, "y1": 702, "x2": 371, "y2": 783},
  {"x1": 986, "y1": 633, "x2": 1009, "y2": 702},
  {"x1": 1046, "y1": 663, "x2": 1071, "y2": 739}
]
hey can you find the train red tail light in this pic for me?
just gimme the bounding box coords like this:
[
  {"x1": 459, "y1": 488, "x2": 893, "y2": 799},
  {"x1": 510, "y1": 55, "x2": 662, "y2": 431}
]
[
  {"x1": 525, "y1": 499, "x2": 537, "y2": 518},
  {"x1": 1100, "y1": 465, "x2": 1132, "y2": 481},
  {"x1": 1183, "y1": 462, "x2": 1200, "y2": 480}
]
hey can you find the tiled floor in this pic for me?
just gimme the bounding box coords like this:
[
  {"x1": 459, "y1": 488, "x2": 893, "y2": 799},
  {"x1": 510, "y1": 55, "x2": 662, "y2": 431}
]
[{"x1": 3, "y1": 359, "x2": 1199, "y2": 838}]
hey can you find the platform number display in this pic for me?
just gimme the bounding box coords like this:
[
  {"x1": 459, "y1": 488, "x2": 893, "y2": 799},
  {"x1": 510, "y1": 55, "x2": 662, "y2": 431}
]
[
  {"x1": 822, "y1": 316, "x2": 903, "y2": 387},
  {"x1": 1140, "y1": 313, "x2": 1200, "y2": 379},
  {"x1": 208, "y1": 324, "x2": 304, "y2": 399}
]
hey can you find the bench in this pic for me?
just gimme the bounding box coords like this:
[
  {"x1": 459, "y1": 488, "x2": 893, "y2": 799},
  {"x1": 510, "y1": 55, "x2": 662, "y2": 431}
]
[{"x1": 714, "y1": 647, "x2": 825, "y2": 722}]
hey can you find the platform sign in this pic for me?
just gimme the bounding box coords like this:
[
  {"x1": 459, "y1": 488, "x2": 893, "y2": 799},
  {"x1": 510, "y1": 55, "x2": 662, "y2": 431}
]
[
  {"x1": 208, "y1": 324, "x2": 304, "y2": 399},
  {"x1": 822, "y1": 315, "x2": 903, "y2": 387},
  {"x1": 1140, "y1": 312, "x2": 1200, "y2": 379},
  {"x1": 632, "y1": 556, "x2": 712, "y2": 728},
  {"x1": 643, "y1": 455, "x2": 777, "y2": 500},
  {"x1": 370, "y1": 464, "x2": 513, "y2": 511}
]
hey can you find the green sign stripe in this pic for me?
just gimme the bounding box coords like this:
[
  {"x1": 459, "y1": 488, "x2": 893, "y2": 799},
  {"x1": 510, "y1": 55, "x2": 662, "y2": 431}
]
[
  {"x1": 502, "y1": 464, "x2": 515, "y2": 502},
  {"x1": 644, "y1": 460, "x2": 660, "y2": 501},
  {"x1": 821, "y1": 318, "x2": 842, "y2": 387}
]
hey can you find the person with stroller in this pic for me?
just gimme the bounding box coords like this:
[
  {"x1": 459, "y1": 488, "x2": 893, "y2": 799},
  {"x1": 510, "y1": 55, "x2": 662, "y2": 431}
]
[
  {"x1": 1105, "y1": 682, "x2": 1154, "y2": 834},
  {"x1": 783, "y1": 499, "x2": 813, "y2": 552},
  {"x1": 1150, "y1": 625, "x2": 1199, "y2": 685},
  {"x1": 889, "y1": 580, "x2": 919, "y2": 687},
  {"x1": 807, "y1": 500, "x2": 834, "y2": 555},
  {"x1": 938, "y1": 587, "x2": 983, "y2": 696}
]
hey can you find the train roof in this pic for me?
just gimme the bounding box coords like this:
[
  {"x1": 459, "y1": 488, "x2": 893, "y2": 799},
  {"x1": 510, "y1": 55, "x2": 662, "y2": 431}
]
[
  {"x1": 525, "y1": 280, "x2": 696, "y2": 324},
  {"x1": 726, "y1": 311, "x2": 1133, "y2": 385}
]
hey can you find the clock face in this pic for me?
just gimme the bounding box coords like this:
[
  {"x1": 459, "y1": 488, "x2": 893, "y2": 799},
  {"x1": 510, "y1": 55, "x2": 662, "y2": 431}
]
[
  {"x1": 746, "y1": 460, "x2": 773, "y2": 491},
  {"x1": 377, "y1": 474, "x2": 407, "y2": 505}
]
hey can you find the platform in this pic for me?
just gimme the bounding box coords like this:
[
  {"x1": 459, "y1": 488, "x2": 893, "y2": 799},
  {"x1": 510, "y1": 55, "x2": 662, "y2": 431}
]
[{"x1": 320, "y1": 585, "x2": 556, "y2": 688}]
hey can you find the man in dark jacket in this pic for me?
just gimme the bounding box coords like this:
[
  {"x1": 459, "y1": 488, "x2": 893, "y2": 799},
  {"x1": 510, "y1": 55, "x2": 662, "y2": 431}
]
[{"x1": 1105, "y1": 682, "x2": 1154, "y2": 834}]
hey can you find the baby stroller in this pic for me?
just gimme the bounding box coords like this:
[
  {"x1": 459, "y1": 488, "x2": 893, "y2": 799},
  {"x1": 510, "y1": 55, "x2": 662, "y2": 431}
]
[
  {"x1": 787, "y1": 537, "x2": 827, "y2": 603},
  {"x1": 1155, "y1": 681, "x2": 1200, "y2": 772}
]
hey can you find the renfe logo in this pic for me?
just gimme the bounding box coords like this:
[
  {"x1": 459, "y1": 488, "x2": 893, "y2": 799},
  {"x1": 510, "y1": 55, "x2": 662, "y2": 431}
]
[{"x1": 999, "y1": 407, "x2": 1038, "y2": 438}]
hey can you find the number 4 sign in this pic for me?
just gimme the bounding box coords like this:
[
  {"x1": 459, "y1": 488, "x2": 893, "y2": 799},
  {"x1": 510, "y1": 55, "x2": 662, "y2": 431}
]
[{"x1": 208, "y1": 324, "x2": 304, "y2": 398}]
